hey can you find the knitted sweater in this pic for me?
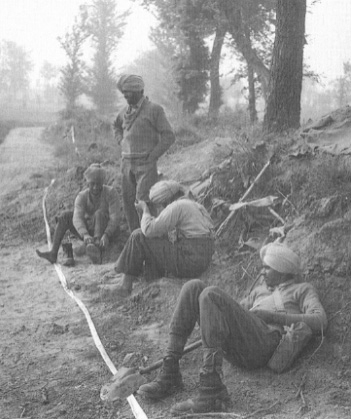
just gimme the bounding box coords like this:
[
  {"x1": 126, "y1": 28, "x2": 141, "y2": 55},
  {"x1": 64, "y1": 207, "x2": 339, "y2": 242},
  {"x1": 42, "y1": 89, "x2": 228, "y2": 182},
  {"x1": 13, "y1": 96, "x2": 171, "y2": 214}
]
[
  {"x1": 114, "y1": 98, "x2": 175, "y2": 162},
  {"x1": 241, "y1": 280, "x2": 328, "y2": 333},
  {"x1": 73, "y1": 186, "x2": 121, "y2": 238}
]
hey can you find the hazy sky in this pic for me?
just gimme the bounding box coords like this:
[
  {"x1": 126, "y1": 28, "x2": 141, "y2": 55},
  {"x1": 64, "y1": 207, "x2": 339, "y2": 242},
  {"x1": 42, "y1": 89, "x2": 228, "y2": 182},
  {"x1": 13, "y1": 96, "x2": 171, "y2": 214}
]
[{"x1": 0, "y1": 0, "x2": 350, "y2": 83}]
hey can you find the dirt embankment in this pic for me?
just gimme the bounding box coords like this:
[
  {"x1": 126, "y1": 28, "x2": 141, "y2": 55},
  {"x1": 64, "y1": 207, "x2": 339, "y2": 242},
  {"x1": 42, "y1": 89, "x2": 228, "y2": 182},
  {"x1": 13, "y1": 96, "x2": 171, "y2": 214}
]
[{"x1": 1, "y1": 124, "x2": 351, "y2": 419}]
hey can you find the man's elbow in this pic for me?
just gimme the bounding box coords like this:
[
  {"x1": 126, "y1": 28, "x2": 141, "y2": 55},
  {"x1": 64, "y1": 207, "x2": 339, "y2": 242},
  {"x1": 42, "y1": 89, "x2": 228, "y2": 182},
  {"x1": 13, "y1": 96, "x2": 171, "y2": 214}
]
[{"x1": 311, "y1": 315, "x2": 328, "y2": 334}]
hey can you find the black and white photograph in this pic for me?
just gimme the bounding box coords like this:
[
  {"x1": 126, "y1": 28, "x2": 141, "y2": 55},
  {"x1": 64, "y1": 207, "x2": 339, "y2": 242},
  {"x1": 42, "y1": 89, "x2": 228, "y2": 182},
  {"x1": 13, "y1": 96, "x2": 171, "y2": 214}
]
[{"x1": 1, "y1": 1, "x2": 351, "y2": 418}]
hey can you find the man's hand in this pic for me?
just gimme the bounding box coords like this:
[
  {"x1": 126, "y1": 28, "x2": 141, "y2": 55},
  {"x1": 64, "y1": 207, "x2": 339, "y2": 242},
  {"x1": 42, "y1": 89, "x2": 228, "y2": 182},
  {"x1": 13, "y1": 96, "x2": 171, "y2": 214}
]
[
  {"x1": 83, "y1": 234, "x2": 94, "y2": 245},
  {"x1": 135, "y1": 200, "x2": 149, "y2": 214},
  {"x1": 100, "y1": 234, "x2": 110, "y2": 250}
]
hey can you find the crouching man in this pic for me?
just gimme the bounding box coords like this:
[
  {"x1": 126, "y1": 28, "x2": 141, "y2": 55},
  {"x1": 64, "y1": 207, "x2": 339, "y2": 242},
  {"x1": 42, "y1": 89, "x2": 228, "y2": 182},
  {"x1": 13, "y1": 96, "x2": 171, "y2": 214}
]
[
  {"x1": 137, "y1": 242, "x2": 328, "y2": 415},
  {"x1": 36, "y1": 163, "x2": 121, "y2": 266},
  {"x1": 112, "y1": 179, "x2": 215, "y2": 297}
]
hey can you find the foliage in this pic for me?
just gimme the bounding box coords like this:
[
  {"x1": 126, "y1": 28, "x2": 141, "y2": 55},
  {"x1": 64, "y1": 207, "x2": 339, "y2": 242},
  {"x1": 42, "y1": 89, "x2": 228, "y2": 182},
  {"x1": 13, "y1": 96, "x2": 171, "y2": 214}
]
[
  {"x1": 84, "y1": 0, "x2": 130, "y2": 114},
  {"x1": 58, "y1": 10, "x2": 90, "y2": 111},
  {"x1": 334, "y1": 61, "x2": 351, "y2": 108},
  {"x1": 0, "y1": 40, "x2": 33, "y2": 101},
  {"x1": 139, "y1": 0, "x2": 210, "y2": 114}
]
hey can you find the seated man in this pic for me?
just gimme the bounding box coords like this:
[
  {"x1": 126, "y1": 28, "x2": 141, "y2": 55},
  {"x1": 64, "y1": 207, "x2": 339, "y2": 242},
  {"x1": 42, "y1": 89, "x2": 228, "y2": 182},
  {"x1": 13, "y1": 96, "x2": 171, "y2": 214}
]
[
  {"x1": 137, "y1": 242, "x2": 328, "y2": 415},
  {"x1": 36, "y1": 163, "x2": 121, "y2": 266},
  {"x1": 112, "y1": 179, "x2": 215, "y2": 297}
]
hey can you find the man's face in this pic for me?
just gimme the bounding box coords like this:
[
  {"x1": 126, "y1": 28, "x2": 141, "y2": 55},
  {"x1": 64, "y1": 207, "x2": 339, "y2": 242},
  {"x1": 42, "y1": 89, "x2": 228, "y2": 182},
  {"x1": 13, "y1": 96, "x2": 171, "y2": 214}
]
[
  {"x1": 262, "y1": 264, "x2": 286, "y2": 288},
  {"x1": 122, "y1": 89, "x2": 143, "y2": 106},
  {"x1": 88, "y1": 180, "x2": 103, "y2": 197}
]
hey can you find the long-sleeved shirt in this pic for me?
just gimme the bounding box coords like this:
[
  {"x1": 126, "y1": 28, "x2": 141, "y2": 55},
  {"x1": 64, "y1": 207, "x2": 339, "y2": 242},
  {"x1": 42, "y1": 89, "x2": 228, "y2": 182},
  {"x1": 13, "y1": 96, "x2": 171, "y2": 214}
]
[
  {"x1": 114, "y1": 97, "x2": 175, "y2": 162},
  {"x1": 140, "y1": 198, "x2": 214, "y2": 239},
  {"x1": 73, "y1": 185, "x2": 121, "y2": 238},
  {"x1": 240, "y1": 279, "x2": 328, "y2": 333}
]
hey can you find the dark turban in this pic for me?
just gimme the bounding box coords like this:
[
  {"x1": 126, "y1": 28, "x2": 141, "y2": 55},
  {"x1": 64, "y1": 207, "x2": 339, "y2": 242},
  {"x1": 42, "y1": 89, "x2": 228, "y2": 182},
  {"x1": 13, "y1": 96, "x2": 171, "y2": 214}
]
[
  {"x1": 117, "y1": 74, "x2": 145, "y2": 92},
  {"x1": 84, "y1": 163, "x2": 105, "y2": 184}
]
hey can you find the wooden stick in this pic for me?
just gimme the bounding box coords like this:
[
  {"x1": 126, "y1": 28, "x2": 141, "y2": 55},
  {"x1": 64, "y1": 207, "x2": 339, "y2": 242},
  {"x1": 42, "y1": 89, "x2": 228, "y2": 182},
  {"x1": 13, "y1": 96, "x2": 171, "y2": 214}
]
[
  {"x1": 216, "y1": 159, "x2": 271, "y2": 238},
  {"x1": 268, "y1": 207, "x2": 285, "y2": 224}
]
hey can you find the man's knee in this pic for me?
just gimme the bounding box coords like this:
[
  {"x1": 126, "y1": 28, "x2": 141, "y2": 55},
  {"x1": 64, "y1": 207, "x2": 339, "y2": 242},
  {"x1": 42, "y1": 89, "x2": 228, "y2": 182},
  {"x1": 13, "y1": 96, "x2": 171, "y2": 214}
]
[
  {"x1": 126, "y1": 228, "x2": 144, "y2": 244},
  {"x1": 199, "y1": 285, "x2": 223, "y2": 306},
  {"x1": 181, "y1": 279, "x2": 206, "y2": 297},
  {"x1": 56, "y1": 210, "x2": 73, "y2": 225}
]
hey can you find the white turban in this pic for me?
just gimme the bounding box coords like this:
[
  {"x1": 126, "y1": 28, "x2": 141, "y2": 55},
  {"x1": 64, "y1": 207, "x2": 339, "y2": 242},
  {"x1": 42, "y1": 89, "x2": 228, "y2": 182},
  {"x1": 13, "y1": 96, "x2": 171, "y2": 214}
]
[
  {"x1": 149, "y1": 180, "x2": 184, "y2": 205},
  {"x1": 84, "y1": 163, "x2": 105, "y2": 184},
  {"x1": 260, "y1": 242, "x2": 301, "y2": 275}
]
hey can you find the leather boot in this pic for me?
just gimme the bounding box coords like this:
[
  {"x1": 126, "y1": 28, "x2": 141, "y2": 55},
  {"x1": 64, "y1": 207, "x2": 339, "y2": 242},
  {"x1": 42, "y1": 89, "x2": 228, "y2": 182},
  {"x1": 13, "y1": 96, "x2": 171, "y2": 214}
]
[
  {"x1": 62, "y1": 243, "x2": 75, "y2": 267},
  {"x1": 170, "y1": 349, "x2": 230, "y2": 415},
  {"x1": 138, "y1": 356, "x2": 183, "y2": 400}
]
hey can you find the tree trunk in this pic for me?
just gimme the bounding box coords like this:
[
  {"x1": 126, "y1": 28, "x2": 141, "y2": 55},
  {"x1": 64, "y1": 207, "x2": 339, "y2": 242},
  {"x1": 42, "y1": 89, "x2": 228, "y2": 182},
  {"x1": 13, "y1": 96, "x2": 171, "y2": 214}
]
[
  {"x1": 247, "y1": 61, "x2": 257, "y2": 123},
  {"x1": 263, "y1": 0, "x2": 306, "y2": 132},
  {"x1": 208, "y1": 26, "x2": 226, "y2": 120}
]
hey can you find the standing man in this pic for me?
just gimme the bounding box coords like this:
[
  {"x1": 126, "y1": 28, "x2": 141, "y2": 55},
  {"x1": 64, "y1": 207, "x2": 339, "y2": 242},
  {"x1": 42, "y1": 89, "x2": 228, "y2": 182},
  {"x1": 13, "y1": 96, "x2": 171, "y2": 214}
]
[{"x1": 114, "y1": 74, "x2": 176, "y2": 232}]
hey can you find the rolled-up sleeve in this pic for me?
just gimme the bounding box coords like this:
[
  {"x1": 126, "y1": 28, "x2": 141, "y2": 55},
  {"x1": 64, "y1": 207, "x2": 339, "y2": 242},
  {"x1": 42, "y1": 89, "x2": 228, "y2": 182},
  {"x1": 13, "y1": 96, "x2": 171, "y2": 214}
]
[
  {"x1": 296, "y1": 284, "x2": 328, "y2": 332},
  {"x1": 141, "y1": 205, "x2": 179, "y2": 238}
]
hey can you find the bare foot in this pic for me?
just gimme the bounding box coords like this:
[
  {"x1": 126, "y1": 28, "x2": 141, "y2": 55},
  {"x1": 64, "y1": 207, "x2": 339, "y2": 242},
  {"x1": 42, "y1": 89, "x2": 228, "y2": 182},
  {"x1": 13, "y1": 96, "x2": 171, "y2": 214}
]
[{"x1": 36, "y1": 249, "x2": 57, "y2": 264}]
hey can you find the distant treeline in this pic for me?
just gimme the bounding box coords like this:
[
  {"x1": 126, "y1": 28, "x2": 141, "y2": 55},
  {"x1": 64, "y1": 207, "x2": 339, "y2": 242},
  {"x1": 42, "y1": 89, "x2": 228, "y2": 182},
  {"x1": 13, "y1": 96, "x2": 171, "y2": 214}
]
[{"x1": 0, "y1": 121, "x2": 18, "y2": 145}]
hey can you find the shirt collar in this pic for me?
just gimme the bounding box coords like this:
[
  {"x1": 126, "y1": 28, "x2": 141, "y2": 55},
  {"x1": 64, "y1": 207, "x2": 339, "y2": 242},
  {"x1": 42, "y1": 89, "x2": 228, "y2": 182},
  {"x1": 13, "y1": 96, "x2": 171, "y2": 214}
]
[{"x1": 266, "y1": 279, "x2": 295, "y2": 292}]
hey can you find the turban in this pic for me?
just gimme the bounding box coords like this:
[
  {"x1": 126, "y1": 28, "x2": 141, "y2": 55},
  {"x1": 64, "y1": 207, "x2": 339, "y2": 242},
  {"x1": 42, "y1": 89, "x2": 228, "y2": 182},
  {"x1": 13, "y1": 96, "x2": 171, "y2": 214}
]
[
  {"x1": 260, "y1": 242, "x2": 301, "y2": 275},
  {"x1": 149, "y1": 180, "x2": 184, "y2": 205},
  {"x1": 84, "y1": 163, "x2": 105, "y2": 184},
  {"x1": 117, "y1": 74, "x2": 145, "y2": 92}
]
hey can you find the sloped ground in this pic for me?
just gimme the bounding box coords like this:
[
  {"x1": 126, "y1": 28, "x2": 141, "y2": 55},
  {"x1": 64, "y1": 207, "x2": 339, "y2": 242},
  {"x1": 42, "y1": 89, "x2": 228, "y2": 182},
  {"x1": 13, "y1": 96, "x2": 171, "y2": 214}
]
[{"x1": 2, "y1": 111, "x2": 351, "y2": 419}]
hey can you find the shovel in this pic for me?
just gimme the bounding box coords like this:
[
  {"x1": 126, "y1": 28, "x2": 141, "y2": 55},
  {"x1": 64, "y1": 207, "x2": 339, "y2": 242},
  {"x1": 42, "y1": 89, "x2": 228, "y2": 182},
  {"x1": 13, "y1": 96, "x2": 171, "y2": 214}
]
[{"x1": 100, "y1": 339, "x2": 202, "y2": 402}]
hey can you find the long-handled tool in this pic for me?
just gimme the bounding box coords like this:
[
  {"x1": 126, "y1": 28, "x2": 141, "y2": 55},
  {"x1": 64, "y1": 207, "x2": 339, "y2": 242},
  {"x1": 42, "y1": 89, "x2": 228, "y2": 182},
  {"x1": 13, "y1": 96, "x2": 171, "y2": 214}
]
[{"x1": 100, "y1": 339, "x2": 202, "y2": 402}]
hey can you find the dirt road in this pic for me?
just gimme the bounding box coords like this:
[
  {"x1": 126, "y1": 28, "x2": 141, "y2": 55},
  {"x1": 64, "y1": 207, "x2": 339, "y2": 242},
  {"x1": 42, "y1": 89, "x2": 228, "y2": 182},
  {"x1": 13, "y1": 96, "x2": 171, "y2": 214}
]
[
  {"x1": 0, "y1": 128, "x2": 52, "y2": 198},
  {"x1": 0, "y1": 128, "x2": 139, "y2": 419}
]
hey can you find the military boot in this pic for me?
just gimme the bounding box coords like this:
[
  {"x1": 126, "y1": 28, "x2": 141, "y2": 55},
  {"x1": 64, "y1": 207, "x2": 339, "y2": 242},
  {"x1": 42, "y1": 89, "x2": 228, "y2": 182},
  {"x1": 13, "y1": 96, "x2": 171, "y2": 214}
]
[
  {"x1": 62, "y1": 243, "x2": 75, "y2": 267},
  {"x1": 138, "y1": 356, "x2": 183, "y2": 400},
  {"x1": 170, "y1": 349, "x2": 231, "y2": 416}
]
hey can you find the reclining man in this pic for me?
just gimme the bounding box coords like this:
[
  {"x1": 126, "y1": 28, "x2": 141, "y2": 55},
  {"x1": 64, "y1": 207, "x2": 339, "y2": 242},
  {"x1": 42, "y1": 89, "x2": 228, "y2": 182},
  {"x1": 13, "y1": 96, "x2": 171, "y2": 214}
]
[
  {"x1": 36, "y1": 163, "x2": 121, "y2": 266},
  {"x1": 112, "y1": 179, "x2": 215, "y2": 297},
  {"x1": 137, "y1": 242, "x2": 328, "y2": 415}
]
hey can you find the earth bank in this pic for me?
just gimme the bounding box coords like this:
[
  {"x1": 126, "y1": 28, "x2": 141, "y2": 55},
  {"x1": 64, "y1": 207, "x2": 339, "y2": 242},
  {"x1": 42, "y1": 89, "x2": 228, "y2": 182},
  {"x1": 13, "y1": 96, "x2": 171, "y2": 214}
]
[{"x1": 1, "y1": 108, "x2": 351, "y2": 419}]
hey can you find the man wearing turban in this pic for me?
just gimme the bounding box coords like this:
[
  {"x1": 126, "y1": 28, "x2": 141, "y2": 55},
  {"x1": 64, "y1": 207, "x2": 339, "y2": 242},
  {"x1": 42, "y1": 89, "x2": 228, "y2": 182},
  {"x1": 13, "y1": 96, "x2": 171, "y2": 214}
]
[
  {"x1": 114, "y1": 74, "x2": 176, "y2": 233},
  {"x1": 36, "y1": 163, "x2": 121, "y2": 266},
  {"x1": 110, "y1": 179, "x2": 215, "y2": 297},
  {"x1": 137, "y1": 242, "x2": 327, "y2": 415}
]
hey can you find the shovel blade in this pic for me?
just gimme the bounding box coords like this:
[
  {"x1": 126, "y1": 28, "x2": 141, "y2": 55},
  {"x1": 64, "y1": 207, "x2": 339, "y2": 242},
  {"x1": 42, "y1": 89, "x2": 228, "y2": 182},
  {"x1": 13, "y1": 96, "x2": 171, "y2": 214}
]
[{"x1": 100, "y1": 372, "x2": 147, "y2": 402}]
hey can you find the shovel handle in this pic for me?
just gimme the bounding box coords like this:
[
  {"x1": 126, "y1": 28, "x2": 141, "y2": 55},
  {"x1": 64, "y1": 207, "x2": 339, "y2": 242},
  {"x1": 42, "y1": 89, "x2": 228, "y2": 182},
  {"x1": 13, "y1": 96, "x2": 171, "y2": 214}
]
[{"x1": 139, "y1": 339, "x2": 202, "y2": 375}]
